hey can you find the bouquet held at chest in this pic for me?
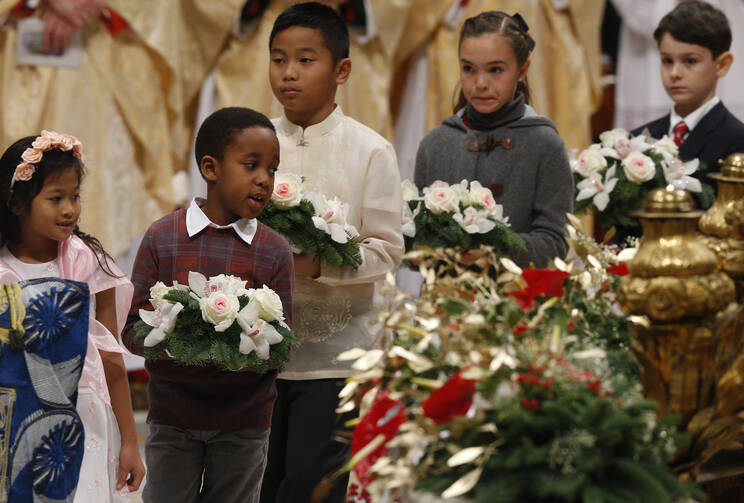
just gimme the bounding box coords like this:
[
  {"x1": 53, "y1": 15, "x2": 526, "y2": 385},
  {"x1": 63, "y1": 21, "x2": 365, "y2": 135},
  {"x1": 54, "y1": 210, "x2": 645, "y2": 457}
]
[
  {"x1": 572, "y1": 128, "x2": 714, "y2": 232},
  {"x1": 402, "y1": 179, "x2": 525, "y2": 254},
  {"x1": 258, "y1": 172, "x2": 362, "y2": 269},
  {"x1": 134, "y1": 272, "x2": 296, "y2": 373}
]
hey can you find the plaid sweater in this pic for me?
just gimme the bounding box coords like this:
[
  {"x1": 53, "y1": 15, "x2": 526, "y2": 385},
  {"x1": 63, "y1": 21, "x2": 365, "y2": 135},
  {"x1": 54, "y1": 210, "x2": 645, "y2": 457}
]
[{"x1": 122, "y1": 208, "x2": 294, "y2": 430}]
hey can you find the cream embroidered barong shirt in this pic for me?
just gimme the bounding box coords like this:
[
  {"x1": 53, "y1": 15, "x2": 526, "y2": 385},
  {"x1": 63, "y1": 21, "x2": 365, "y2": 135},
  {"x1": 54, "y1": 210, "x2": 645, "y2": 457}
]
[{"x1": 273, "y1": 106, "x2": 404, "y2": 379}]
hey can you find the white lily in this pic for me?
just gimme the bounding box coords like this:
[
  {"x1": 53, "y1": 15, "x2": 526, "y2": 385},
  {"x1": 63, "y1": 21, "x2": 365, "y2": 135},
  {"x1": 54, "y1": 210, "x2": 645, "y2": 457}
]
[
  {"x1": 576, "y1": 166, "x2": 618, "y2": 211},
  {"x1": 139, "y1": 302, "x2": 184, "y2": 347},
  {"x1": 663, "y1": 157, "x2": 702, "y2": 192},
  {"x1": 401, "y1": 179, "x2": 420, "y2": 202},
  {"x1": 402, "y1": 202, "x2": 419, "y2": 238},
  {"x1": 453, "y1": 207, "x2": 496, "y2": 234},
  {"x1": 188, "y1": 271, "x2": 209, "y2": 298},
  {"x1": 237, "y1": 300, "x2": 284, "y2": 359}
]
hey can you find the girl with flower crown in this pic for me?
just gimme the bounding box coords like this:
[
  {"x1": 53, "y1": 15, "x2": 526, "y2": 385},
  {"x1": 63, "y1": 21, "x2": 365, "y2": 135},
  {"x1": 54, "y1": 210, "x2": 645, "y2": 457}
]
[
  {"x1": 413, "y1": 11, "x2": 574, "y2": 268},
  {"x1": 0, "y1": 131, "x2": 145, "y2": 501}
]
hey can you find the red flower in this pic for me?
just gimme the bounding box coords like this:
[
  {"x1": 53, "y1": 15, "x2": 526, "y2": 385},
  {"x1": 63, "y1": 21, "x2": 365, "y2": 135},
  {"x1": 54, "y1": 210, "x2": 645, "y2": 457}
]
[
  {"x1": 507, "y1": 269, "x2": 570, "y2": 309},
  {"x1": 514, "y1": 322, "x2": 527, "y2": 334},
  {"x1": 521, "y1": 398, "x2": 540, "y2": 410},
  {"x1": 587, "y1": 378, "x2": 602, "y2": 394},
  {"x1": 543, "y1": 377, "x2": 554, "y2": 390},
  {"x1": 566, "y1": 321, "x2": 576, "y2": 331},
  {"x1": 422, "y1": 371, "x2": 477, "y2": 425},
  {"x1": 351, "y1": 394, "x2": 407, "y2": 485},
  {"x1": 517, "y1": 373, "x2": 541, "y2": 386},
  {"x1": 606, "y1": 262, "x2": 629, "y2": 276}
]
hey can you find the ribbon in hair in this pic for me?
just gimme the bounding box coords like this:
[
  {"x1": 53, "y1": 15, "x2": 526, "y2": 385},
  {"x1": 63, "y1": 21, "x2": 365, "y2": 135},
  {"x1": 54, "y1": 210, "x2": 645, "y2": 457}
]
[{"x1": 511, "y1": 13, "x2": 536, "y2": 52}]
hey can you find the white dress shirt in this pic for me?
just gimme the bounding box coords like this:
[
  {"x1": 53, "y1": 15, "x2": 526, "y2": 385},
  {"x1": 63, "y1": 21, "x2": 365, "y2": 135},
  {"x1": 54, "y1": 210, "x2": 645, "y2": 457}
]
[
  {"x1": 273, "y1": 106, "x2": 404, "y2": 379},
  {"x1": 668, "y1": 96, "x2": 721, "y2": 136},
  {"x1": 185, "y1": 197, "x2": 257, "y2": 245}
]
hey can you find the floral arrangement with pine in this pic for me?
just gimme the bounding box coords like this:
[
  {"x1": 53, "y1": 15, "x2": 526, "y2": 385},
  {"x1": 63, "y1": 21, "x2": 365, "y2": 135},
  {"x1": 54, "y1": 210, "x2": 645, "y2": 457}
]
[
  {"x1": 325, "y1": 220, "x2": 702, "y2": 503},
  {"x1": 572, "y1": 128, "x2": 714, "y2": 232},
  {"x1": 258, "y1": 173, "x2": 362, "y2": 269},
  {"x1": 134, "y1": 272, "x2": 296, "y2": 373},
  {"x1": 401, "y1": 179, "x2": 525, "y2": 255}
]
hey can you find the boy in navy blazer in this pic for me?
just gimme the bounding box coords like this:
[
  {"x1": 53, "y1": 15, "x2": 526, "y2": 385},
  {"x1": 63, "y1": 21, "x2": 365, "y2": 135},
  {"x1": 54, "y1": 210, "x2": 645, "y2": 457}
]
[{"x1": 632, "y1": 1, "x2": 744, "y2": 182}]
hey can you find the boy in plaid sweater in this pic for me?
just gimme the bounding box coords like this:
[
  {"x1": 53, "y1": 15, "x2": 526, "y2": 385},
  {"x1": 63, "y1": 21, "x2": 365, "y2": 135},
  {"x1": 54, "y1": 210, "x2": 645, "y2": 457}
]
[{"x1": 122, "y1": 107, "x2": 294, "y2": 503}]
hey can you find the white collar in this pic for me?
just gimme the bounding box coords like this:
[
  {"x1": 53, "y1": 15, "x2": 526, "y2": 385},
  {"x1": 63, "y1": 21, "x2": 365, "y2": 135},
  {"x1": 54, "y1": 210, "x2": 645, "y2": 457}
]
[
  {"x1": 276, "y1": 105, "x2": 343, "y2": 142},
  {"x1": 185, "y1": 198, "x2": 257, "y2": 245},
  {"x1": 669, "y1": 95, "x2": 720, "y2": 135}
]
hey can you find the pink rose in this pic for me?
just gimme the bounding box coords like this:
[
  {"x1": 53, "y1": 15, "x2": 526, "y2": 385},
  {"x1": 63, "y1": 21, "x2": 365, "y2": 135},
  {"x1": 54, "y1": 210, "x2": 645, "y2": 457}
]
[
  {"x1": 21, "y1": 148, "x2": 43, "y2": 164},
  {"x1": 614, "y1": 138, "x2": 632, "y2": 159},
  {"x1": 41, "y1": 130, "x2": 63, "y2": 146},
  {"x1": 13, "y1": 163, "x2": 36, "y2": 182},
  {"x1": 31, "y1": 136, "x2": 52, "y2": 150},
  {"x1": 57, "y1": 136, "x2": 74, "y2": 151}
]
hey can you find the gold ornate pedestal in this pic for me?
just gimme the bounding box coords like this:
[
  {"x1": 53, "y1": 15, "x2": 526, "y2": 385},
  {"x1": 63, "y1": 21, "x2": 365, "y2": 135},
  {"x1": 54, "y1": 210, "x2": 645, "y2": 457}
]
[
  {"x1": 617, "y1": 164, "x2": 744, "y2": 493},
  {"x1": 618, "y1": 188, "x2": 735, "y2": 424},
  {"x1": 700, "y1": 154, "x2": 744, "y2": 300}
]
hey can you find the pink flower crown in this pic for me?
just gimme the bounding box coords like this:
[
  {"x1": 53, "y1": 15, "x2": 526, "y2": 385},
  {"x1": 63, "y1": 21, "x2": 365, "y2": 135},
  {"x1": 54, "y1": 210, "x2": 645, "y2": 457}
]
[{"x1": 10, "y1": 130, "x2": 85, "y2": 188}]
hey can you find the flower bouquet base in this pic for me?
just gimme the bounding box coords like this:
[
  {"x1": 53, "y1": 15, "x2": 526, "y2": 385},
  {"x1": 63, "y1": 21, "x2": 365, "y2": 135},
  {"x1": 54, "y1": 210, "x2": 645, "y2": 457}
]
[
  {"x1": 259, "y1": 173, "x2": 362, "y2": 269},
  {"x1": 134, "y1": 273, "x2": 297, "y2": 374}
]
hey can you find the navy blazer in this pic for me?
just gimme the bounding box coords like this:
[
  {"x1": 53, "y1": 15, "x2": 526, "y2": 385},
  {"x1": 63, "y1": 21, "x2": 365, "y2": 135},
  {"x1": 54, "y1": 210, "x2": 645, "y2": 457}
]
[{"x1": 632, "y1": 102, "x2": 744, "y2": 180}]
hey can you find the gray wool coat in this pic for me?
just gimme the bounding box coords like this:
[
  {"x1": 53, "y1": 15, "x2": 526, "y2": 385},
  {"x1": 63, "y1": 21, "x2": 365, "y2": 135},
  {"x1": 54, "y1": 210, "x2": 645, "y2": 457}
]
[{"x1": 414, "y1": 106, "x2": 573, "y2": 267}]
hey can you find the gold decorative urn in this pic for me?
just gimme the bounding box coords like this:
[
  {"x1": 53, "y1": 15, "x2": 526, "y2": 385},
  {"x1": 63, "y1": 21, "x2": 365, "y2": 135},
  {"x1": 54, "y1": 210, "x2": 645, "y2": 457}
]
[
  {"x1": 699, "y1": 153, "x2": 744, "y2": 298},
  {"x1": 618, "y1": 187, "x2": 735, "y2": 419}
]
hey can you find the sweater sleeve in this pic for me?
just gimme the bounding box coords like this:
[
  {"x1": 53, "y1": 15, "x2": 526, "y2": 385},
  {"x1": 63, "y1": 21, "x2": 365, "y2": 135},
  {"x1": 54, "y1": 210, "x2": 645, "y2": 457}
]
[
  {"x1": 413, "y1": 136, "x2": 431, "y2": 189},
  {"x1": 511, "y1": 137, "x2": 573, "y2": 268},
  {"x1": 268, "y1": 241, "x2": 295, "y2": 327},
  {"x1": 122, "y1": 225, "x2": 159, "y2": 356},
  {"x1": 316, "y1": 142, "x2": 404, "y2": 287}
]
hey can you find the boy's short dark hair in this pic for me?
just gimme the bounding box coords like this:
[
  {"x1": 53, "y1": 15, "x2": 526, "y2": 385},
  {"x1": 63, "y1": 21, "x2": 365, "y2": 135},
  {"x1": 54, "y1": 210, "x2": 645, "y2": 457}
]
[
  {"x1": 194, "y1": 107, "x2": 275, "y2": 165},
  {"x1": 269, "y1": 2, "x2": 349, "y2": 63},
  {"x1": 653, "y1": 1, "x2": 731, "y2": 58}
]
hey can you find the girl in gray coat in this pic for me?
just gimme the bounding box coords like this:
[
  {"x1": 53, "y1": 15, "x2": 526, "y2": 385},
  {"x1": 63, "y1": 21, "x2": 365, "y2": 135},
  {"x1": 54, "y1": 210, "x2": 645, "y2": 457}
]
[{"x1": 414, "y1": 11, "x2": 573, "y2": 268}]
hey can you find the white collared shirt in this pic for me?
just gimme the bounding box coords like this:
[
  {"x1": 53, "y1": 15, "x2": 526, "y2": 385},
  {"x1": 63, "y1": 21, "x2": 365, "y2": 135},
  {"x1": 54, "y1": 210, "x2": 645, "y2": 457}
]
[
  {"x1": 185, "y1": 197, "x2": 257, "y2": 245},
  {"x1": 669, "y1": 96, "x2": 721, "y2": 135}
]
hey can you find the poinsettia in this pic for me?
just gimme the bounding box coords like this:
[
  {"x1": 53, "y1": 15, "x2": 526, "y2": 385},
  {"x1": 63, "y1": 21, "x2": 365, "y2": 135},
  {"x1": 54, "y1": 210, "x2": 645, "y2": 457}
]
[
  {"x1": 350, "y1": 394, "x2": 407, "y2": 486},
  {"x1": 421, "y1": 370, "x2": 477, "y2": 425},
  {"x1": 507, "y1": 269, "x2": 570, "y2": 310}
]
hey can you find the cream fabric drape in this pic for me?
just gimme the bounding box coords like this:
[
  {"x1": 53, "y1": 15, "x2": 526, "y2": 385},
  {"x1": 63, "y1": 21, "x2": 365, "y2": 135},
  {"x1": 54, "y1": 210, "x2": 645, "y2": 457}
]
[{"x1": 0, "y1": 1, "x2": 243, "y2": 256}]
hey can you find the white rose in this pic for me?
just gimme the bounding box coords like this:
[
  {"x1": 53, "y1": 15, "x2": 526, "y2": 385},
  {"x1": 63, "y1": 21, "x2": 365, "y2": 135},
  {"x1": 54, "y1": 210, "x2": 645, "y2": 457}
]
[
  {"x1": 622, "y1": 151, "x2": 656, "y2": 183},
  {"x1": 149, "y1": 281, "x2": 171, "y2": 307},
  {"x1": 652, "y1": 135, "x2": 678, "y2": 158},
  {"x1": 423, "y1": 183, "x2": 460, "y2": 214},
  {"x1": 272, "y1": 173, "x2": 304, "y2": 209},
  {"x1": 575, "y1": 147, "x2": 608, "y2": 177},
  {"x1": 599, "y1": 128, "x2": 629, "y2": 148},
  {"x1": 463, "y1": 181, "x2": 497, "y2": 210},
  {"x1": 251, "y1": 285, "x2": 285, "y2": 322},
  {"x1": 199, "y1": 292, "x2": 240, "y2": 332},
  {"x1": 401, "y1": 179, "x2": 420, "y2": 202},
  {"x1": 208, "y1": 274, "x2": 247, "y2": 296}
]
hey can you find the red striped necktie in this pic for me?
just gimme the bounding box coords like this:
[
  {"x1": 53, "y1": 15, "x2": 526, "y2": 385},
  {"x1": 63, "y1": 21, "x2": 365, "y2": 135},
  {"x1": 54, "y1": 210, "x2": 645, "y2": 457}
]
[{"x1": 673, "y1": 120, "x2": 689, "y2": 147}]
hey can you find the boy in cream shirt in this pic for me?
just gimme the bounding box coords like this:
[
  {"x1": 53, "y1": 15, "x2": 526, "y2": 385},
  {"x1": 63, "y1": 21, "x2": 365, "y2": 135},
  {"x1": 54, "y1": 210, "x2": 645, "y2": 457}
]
[{"x1": 260, "y1": 3, "x2": 404, "y2": 502}]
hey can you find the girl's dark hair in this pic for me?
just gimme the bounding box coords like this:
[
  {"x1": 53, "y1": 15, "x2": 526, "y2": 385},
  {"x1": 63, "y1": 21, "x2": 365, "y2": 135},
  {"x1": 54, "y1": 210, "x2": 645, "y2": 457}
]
[
  {"x1": 454, "y1": 11, "x2": 534, "y2": 113},
  {"x1": 0, "y1": 135, "x2": 119, "y2": 277}
]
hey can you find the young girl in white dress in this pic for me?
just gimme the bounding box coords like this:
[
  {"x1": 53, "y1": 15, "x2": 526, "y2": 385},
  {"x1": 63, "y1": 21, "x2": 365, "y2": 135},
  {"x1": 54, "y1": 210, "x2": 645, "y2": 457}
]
[{"x1": 0, "y1": 131, "x2": 145, "y2": 501}]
